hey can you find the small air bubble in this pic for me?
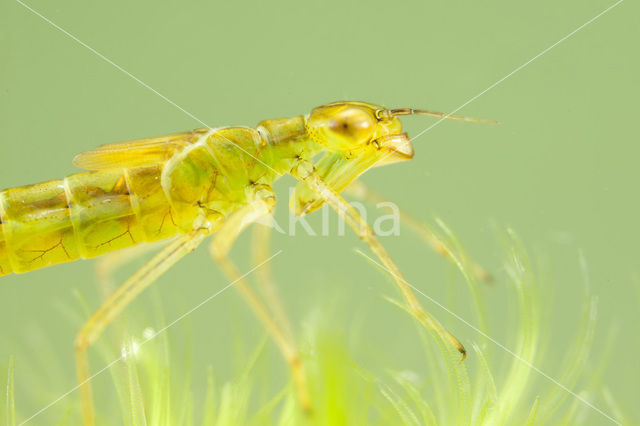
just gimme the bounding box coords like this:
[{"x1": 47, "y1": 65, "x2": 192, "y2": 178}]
[
  {"x1": 142, "y1": 327, "x2": 155, "y2": 340},
  {"x1": 121, "y1": 338, "x2": 140, "y2": 359},
  {"x1": 396, "y1": 370, "x2": 421, "y2": 385}
]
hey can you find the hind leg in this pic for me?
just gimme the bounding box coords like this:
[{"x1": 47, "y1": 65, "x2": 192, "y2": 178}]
[
  {"x1": 75, "y1": 230, "x2": 208, "y2": 425},
  {"x1": 95, "y1": 240, "x2": 170, "y2": 299}
]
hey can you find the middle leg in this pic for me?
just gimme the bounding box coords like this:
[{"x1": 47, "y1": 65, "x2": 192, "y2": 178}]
[
  {"x1": 209, "y1": 188, "x2": 311, "y2": 412},
  {"x1": 251, "y1": 223, "x2": 296, "y2": 346}
]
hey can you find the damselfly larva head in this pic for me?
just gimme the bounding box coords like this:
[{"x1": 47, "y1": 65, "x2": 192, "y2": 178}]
[
  {"x1": 291, "y1": 101, "x2": 495, "y2": 215},
  {"x1": 306, "y1": 101, "x2": 414, "y2": 165}
]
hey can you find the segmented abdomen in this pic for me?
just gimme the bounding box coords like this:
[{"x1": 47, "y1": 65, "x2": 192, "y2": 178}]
[{"x1": 0, "y1": 165, "x2": 178, "y2": 276}]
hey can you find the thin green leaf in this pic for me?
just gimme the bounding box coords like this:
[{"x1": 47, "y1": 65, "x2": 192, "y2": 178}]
[{"x1": 5, "y1": 357, "x2": 15, "y2": 426}]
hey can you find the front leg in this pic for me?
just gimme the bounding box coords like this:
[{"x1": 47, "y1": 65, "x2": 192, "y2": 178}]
[
  {"x1": 291, "y1": 161, "x2": 466, "y2": 358},
  {"x1": 345, "y1": 180, "x2": 492, "y2": 283}
]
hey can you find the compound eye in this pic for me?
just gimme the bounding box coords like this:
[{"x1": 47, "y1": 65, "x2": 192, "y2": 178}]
[{"x1": 327, "y1": 108, "x2": 375, "y2": 144}]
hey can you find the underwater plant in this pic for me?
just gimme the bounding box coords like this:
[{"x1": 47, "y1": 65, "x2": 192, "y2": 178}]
[{"x1": 1, "y1": 225, "x2": 629, "y2": 425}]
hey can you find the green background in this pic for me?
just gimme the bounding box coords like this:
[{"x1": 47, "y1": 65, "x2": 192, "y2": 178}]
[{"x1": 1, "y1": 0, "x2": 638, "y2": 424}]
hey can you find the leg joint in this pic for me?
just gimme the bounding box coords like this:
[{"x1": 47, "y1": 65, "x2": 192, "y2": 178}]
[
  {"x1": 210, "y1": 243, "x2": 227, "y2": 262},
  {"x1": 74, "y1": 333, "x2": 89, "y2": 351},
  {"x1": 358, "y1": 224, "x2": 375, "y2": 241}
]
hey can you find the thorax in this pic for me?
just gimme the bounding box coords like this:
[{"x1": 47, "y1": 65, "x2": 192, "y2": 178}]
[{"x1": 161, "y1": 115, "x2": 320, "y2": 232}]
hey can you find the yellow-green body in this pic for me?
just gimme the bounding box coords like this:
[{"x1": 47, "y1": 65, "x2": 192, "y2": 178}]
[
  {"x1": 0, "y1": 101, "x2": 416, "y2": 276},
  {"x1": 0, "y1": 116, "x2": 318, "y2": 275}
]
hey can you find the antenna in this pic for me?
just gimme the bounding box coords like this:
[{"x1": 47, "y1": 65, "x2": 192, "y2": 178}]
[{"x1": 377, "y1": 108, "x2": 497, "y2": 124}]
